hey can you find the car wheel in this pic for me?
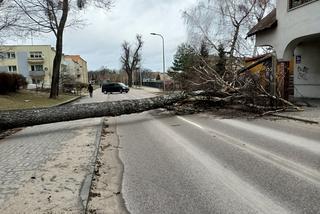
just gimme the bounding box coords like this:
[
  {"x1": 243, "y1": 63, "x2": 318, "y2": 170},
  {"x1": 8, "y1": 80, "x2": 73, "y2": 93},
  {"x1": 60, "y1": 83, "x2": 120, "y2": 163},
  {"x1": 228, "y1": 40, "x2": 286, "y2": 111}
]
[{"x1": 120, "y1": 89, "x2": 123, "y2": 93}]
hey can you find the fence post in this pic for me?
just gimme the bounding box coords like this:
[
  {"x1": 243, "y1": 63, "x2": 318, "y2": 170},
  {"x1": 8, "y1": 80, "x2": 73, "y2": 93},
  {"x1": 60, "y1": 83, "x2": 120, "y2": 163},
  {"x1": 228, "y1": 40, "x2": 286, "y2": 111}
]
[
  {"x1": 270, "y1": 52, "x2": 278, "y2": 107},
  {"x1": 271, "y1": 52, "x2": 277, "y2": 97}
]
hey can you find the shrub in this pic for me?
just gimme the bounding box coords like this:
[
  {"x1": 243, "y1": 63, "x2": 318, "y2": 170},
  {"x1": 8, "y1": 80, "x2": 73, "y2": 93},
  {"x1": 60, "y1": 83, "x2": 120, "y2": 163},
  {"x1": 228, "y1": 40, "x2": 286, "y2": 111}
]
[
  {"x1": 0, "y1": 73, "x2": 27, "y2": 94},
  {"x1": 62, "y1": 82, "x2": 88, "y2": 95}
]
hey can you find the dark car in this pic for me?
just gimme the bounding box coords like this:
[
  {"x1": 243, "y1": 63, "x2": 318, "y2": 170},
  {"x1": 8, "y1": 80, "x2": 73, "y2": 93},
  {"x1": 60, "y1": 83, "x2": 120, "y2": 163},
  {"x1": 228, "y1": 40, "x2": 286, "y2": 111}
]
[{"x1": 102, "y1": 82, "x2": 129, "y2": 94}]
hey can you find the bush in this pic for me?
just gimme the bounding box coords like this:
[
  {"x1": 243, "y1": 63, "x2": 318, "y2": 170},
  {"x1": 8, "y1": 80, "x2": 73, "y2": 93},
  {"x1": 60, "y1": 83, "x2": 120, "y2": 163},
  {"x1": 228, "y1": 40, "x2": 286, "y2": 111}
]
[
  {"x1": 62, "y1": 82, "x2": 88, "y2": 95},
  {"x1": 0, "y1": 73, "x2": 27, "y2": 94}
]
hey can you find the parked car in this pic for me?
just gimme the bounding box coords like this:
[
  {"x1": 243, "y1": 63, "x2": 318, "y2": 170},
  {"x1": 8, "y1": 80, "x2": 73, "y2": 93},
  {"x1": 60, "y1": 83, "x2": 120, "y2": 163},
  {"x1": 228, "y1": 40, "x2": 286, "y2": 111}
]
[{"x1": 102, "y1": 82, "x2": 129, "y2": 94}]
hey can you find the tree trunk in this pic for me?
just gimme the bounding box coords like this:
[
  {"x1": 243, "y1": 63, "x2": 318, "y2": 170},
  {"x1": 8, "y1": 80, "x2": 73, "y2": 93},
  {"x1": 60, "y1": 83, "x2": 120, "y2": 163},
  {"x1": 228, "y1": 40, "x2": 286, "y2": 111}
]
[
  {"x1": 49, "y1": 0, "x2": 68, "y2": 99},
  {"x1": 0, "y1": 93, "x2": 187, "y2": 130},
  {"x1": 230, "y1": 25, "x2": 240, "y2": 57},
  {"x1": 128, "y1": 71, "x2": 133, "y2": 87},
  {"x1": 50, "y1": 32, "x2": 63, "y2": 98}
]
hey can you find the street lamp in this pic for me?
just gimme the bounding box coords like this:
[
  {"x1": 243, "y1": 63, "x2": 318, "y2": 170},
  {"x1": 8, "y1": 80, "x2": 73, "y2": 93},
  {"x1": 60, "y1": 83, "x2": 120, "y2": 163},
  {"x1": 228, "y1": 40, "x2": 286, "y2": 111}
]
[{"x1": 150, "y1": 32, "x2": 166, "y2": 91}]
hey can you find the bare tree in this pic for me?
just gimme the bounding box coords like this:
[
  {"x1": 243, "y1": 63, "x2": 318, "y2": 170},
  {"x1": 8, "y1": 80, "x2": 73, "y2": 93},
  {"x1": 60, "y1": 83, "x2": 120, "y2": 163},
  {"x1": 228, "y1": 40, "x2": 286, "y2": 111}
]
[
  {"x1": 121, "y1": 34, "x2": 143, "y2": 87},
  {"x1": 11, "y1": 0, "x2": 112, "y2": 98},
  {"x1": 0, "y1": 0, "x2": 20, "y2": 42},
  {"x1": 183, "y1": 0, "x2": 274, "y2": 58},
  {"x1": 219, "y1": 0, "x2": 257, "y2": 57}
]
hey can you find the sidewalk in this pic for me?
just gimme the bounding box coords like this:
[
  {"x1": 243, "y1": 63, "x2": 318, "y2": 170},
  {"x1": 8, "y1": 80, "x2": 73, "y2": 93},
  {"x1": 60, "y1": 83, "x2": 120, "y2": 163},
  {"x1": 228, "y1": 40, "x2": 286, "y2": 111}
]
[
  {"x1": 0, "y1": 116, "x2": 103, "y2": 213},
  {"x1": 272, "y1": 99, "x2": 320, "y2": 124}
]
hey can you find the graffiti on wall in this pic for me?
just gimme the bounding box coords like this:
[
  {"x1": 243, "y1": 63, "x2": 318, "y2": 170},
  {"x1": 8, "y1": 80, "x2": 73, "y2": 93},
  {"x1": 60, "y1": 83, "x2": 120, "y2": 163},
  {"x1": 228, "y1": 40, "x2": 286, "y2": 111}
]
[{"x1": 297, "y1": 65, "x2": 309, "y2": 80}]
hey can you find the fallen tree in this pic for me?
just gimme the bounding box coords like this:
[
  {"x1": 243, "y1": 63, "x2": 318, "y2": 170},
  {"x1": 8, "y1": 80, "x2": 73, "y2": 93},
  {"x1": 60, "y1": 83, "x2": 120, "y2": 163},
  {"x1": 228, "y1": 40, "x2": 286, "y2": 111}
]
[
  {"x1": 0, "y1": 54, "x2": 302, "y2": 131},
  {"x1": 0, "y1": 93, "x2": 187, "y2": 130},
  {"x1": 177, "y1": 53, "x2": 302, "y2": 114}
]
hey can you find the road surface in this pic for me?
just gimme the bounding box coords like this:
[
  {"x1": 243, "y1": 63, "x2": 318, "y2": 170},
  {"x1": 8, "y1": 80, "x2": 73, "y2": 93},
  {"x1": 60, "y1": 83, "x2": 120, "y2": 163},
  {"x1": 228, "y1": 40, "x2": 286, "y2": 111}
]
[
  {"x1": 106, "y1": 93, "x2": 320, "y2": 213},
  {"x1": 1, "y1": 88, "x2": 319, "y2": 213}
]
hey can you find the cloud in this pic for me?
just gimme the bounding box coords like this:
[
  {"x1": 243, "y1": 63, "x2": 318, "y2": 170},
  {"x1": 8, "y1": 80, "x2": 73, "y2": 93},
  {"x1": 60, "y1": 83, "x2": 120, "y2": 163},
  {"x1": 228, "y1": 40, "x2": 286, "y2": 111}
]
[{"x1": 13, "y1": 0, "x2": 197, "y2": 71}]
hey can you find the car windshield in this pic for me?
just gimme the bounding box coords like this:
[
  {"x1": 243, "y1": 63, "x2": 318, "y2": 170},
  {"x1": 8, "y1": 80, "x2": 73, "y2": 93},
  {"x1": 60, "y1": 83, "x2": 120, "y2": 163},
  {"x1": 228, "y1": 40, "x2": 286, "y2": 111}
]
[{"x1": 119, "y1": 83, "x2": 126, "y2": 87}]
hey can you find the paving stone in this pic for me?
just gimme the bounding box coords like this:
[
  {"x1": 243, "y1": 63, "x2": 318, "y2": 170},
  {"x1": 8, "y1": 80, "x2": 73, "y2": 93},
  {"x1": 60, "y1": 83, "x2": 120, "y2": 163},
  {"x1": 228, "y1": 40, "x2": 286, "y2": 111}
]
[{"x1": 0, "y1": 122, "x2": 83, "y2": 206}]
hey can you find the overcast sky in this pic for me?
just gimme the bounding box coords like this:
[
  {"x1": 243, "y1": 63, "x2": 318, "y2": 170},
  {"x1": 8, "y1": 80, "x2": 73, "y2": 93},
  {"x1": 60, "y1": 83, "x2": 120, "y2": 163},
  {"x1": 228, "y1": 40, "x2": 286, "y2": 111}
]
[{"x1": 10, "y1": 0, "x2": 197, "y2": 71}]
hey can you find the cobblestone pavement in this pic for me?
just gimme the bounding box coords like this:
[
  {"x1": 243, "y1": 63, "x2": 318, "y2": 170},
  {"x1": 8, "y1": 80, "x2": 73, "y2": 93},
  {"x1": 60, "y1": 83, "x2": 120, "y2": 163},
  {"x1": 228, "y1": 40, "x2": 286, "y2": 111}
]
[{"x1": 0, "y1": 119, "x2": 101, "y2": 208}]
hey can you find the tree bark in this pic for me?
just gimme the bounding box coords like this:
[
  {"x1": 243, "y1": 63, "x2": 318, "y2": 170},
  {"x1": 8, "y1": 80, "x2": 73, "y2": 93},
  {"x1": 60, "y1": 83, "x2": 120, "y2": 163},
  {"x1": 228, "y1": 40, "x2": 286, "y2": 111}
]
[
  {"x1": 50, "y1": 31, "x2": 63, "y2": 98},
  {"x1": 49, "y1": 0, "x2": 69, "y2": 99},
  {"x1": 0, "y1": 93, "x2": 187, "y2": 130},
  {"x1": 128, "y1": 72, "x2": 133, "y2": 87},
  {"x1": 230, "y1": 25, "x2": 240, "y2": 57}
]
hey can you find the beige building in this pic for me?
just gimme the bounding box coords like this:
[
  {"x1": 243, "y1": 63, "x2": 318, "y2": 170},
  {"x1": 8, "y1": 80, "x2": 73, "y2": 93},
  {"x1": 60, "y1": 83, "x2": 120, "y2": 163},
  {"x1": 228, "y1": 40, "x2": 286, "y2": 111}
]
[
  {"x1": 0, "y1": 45, "x2": 56, "y2": 87},
  {"x1": 0, "y1": 45, "x2": 88, "y2": 88},
  {"x1": 64, "y1": 55, "x2": 88, "y2": 84}
]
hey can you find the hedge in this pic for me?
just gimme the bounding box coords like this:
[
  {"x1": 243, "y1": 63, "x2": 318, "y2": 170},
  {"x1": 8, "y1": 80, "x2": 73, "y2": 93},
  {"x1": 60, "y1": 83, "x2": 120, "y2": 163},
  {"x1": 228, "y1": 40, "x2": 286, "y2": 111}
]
[{"x1": 0, "y1": 73, "x2": 28, "y2": 94}]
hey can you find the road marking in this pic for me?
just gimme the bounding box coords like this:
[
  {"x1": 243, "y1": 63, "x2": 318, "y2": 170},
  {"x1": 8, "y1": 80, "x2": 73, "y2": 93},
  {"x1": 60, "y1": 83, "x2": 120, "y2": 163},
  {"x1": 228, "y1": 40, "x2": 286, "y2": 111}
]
[
  {"x1": 177, "y1": 116, "x2": 204, "y2": 129},
  {"x1": 151, "y1": 119, "x2": 290, "y2": 214},
  {"x1": 177, "y1": 116, "x2": 320, "y2": 187}
]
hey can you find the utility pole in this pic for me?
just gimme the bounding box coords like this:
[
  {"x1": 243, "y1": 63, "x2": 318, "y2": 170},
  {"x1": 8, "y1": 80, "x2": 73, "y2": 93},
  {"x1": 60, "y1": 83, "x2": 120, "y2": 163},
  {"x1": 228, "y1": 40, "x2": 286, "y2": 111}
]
[{"x1": 150, "y1": 33, "x2": 166, "y2": 91}]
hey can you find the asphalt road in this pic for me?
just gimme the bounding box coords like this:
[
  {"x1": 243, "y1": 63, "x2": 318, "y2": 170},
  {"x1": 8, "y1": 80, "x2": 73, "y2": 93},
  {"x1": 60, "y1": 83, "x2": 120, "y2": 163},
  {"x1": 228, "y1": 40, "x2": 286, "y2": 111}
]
[
  {"x1": 74, "y1": 86, "x2": 159, "y2": 104},
  {"x1": 105, "y1": 90, "x2": 320, "y2": 213}
]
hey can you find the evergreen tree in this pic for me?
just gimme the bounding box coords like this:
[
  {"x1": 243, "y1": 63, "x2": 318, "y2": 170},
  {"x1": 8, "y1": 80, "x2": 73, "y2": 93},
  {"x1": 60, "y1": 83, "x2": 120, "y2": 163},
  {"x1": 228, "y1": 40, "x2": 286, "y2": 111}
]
[
  {"x1": 215, "y1": 44, "x2": 226, "y2": 76},
  {"x1": 200, "y1": 40, "x2": 209, "y2": 58},
  {"x1": 156, "y1": 73, "x2": 161, "y2": 80},
  {"x1": 170, "y1": 43, "x2": 200, "y2": 90},
  {"x1": 171, "y1": 43, "x2": 198, "y2": 72}
]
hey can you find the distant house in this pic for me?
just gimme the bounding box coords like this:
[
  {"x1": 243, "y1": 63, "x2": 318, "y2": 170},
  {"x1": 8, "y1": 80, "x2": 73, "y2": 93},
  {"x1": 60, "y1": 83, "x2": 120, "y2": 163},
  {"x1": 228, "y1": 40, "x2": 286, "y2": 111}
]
[
  {"x1": 247, "y1": 0, "x2": 320, "y2": 98},
  {"x1": 0, "y1": 45, "x2": 88, "y2": 88},
  {"x1": 64, "y1": 55, "x2": 88, "y2": 84}
]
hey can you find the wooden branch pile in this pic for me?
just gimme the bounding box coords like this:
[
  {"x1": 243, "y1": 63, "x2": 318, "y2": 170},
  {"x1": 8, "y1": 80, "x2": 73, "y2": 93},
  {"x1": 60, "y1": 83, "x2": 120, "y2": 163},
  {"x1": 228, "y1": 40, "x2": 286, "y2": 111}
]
[{"x1": 182, "y1": 55, "x2": 302, "y2": 114}]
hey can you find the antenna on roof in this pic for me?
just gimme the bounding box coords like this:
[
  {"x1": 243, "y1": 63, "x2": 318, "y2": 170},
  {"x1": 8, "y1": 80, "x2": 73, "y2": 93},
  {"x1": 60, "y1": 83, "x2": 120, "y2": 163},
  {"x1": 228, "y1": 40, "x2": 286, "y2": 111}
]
[{"x1": 30, "y1": 30, "x2": 34, "y2": 45}]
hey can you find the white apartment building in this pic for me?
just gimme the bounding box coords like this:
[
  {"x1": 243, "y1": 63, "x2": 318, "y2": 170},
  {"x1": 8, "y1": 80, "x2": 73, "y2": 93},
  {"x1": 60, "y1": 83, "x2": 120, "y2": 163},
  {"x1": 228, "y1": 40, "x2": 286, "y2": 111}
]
[{"x1": 248, "y1": 0, "x2": 320, "y2": 98}]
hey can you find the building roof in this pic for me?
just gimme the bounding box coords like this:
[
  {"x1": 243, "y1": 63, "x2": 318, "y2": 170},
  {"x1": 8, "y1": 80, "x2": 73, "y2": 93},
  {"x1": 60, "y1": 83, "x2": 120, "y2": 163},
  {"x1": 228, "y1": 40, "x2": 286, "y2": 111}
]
[
  {"x1": 247, "y1": 8, "x2": 277, "y2": 37},
  {"x1": 64, "y1": 55, "x2": 87, "y2": 63}
]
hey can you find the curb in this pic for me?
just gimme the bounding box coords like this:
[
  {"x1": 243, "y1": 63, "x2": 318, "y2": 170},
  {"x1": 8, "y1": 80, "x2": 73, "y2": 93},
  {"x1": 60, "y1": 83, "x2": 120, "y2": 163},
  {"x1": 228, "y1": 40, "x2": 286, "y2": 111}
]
[
  {"x1": 271, "y1": 113, "x2": 319, "y2": 124},
  {"x1": 53, "y1": 96, "x2": 83, "y2": 107},
  {"x1": 79, "y1": 117, "x2": 105, "y2": 212}
]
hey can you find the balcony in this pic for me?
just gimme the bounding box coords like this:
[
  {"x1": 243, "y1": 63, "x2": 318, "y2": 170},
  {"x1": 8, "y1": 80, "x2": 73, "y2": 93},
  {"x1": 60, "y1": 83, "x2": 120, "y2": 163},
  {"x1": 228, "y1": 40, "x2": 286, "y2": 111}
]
[
  {"x1": 29, "y1": 70, "x2": 45, "y2": 77},
  {"x1": 28, "y1": 57, "x2": 44, "y2": 64}
]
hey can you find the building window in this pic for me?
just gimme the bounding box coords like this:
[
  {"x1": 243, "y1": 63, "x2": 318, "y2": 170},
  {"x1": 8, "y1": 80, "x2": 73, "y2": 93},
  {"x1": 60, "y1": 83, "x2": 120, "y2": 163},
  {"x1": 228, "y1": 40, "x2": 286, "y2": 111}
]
[
  {"x1": 30, "y1": 52, "x2": 43, "y2": 58},
  {"x1": 31, "y1": 64, "x2": 43, "y2": 71},
  {"x1": 8, "y1": 66, "x2": 17, "y2": 72},
  {"x1": 0, "y1": 52, "x2": 15, "y2": 59},
  {"x1": 7, "y1": 52, "x2": 16, "y2": 59},
  {"x1": 289, "y1": 0, "x2": 317, "y2": 9}
]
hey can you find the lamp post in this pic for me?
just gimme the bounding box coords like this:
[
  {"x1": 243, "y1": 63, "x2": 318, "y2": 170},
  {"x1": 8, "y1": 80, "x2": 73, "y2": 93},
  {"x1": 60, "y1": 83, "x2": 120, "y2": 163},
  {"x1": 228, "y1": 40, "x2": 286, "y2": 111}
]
[{"x1": 150, "y1": 32, "x2": 165, "y2": 91}]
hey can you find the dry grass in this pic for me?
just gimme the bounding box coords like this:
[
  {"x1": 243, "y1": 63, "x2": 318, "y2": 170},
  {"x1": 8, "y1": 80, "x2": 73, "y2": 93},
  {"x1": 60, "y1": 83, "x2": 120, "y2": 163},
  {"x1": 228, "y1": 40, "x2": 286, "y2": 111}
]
[{"x1": 0, "y1": 90, "x2": 78, "y2": 111}]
